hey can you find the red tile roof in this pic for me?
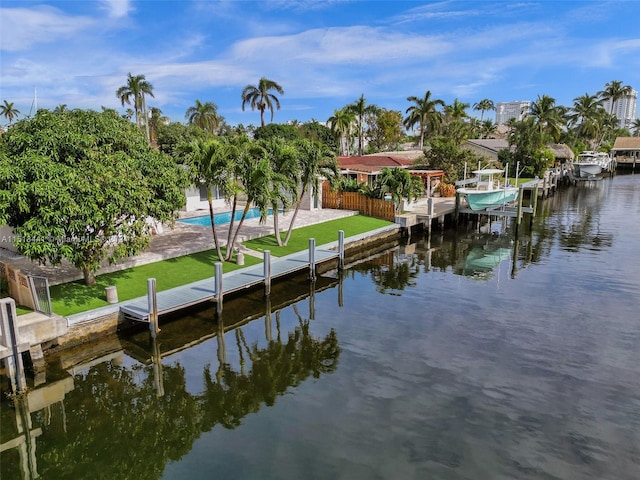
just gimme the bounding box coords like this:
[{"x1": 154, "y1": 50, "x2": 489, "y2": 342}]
[{"x1": 338, "y1": 155, "x2": 414, "y2": 168}]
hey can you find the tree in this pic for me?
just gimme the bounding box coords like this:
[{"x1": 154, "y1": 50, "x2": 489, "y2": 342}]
[
  {"x1": 241, "y1": 77, "x2": 284, "y2": 127},
  {"x1": 599, "y1": 80, "x2": 632, "y2": 116},
  {"x1": 367, "y1": 109, "x2": 404, "y2": 152},
  {"x1": 185, "y1": 100, "x2": 221, "y2": 134},
  {"x1": 148, "y1": 107, "x2": 169, "y2": 145},
  {"x1": 478, "y1": 119, "x2": 497, "y2": 139},
  {"x1": 53, "y1": 104, "x2": 68, "y2": 114},
  {"x1": 473, "y1": 99, "x2": 495, "y2": 121},
  {"x1": 179, "y1": 137, "x2": 236, "y2": 261},
  {"x1": 116, "y1": 72, "x2": 155, "y2": 143},
  {"x1": 632, "y1": 119, "x2": 640, "y2": 137},
  {"x1": 346, "y1": 94, "x2": 378, "y2": 156},
  {"x1": 403, "y1": 91, "x2": 444, "y2": 150},
  {"x1": 298, "y1": 120, "x2": 338, "y2": 153},
  {"x1": 568, "y1": 93, "x2": 606, "y2": 149},
  {"x1": 0, "y1": 109, "x2": 187, "y2": 285},
  {"x1": 528, "y1": 94, "x2": 565, "y2": 142},
  {"x1": 253, "y1": 123, "x2": 300, "y2": 142},
  {"x1": 327, "y1": 108, "x2": 356, "y2": 155},
  {"x1": 1, "y1": 100, "x2": 20, "y2": 125},
  {"x1": 372, "y1": 168, "x2": 424, "y2": 213},
  {"x1": 281, "y1": 139, "x2": 339, "y2": 245},
  {"x1": 444, "y1": 98, "x2": 470, "y2": 123}
]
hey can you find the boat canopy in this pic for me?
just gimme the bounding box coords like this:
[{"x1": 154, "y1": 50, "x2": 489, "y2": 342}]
[{"x1": 471, "y1": 169, "x2": 506, "y2": 175}]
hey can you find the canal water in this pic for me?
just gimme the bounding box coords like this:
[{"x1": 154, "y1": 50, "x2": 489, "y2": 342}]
[{"x1": 2, "y1": 174, "x2": 639, "y2": 479}]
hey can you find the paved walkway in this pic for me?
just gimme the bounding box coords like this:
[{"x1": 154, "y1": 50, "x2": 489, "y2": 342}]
[{"x1": 0, "y1": 208, "x2": 358, "y2": 285}]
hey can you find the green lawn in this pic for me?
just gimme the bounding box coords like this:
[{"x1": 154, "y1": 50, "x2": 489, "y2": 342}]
[
  {"x1": 50, "y1": 215, "x2": 393, "y2": 317},
  {"x1": 243, "y1": 216, "x2": 392, "y2": 257}
]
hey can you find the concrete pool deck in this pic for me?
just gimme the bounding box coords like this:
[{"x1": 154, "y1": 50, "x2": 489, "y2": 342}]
[{"x1": 0, "y1": 207, "x2": 359, "y2": 285}]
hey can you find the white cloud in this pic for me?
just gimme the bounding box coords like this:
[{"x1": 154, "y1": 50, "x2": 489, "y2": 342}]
[
  {"x1": 99, "y1": 0, "x2": 133, "y2": 19},
  {"x1": 0, "y1": 5, "x2": 94, "y2": 51}
]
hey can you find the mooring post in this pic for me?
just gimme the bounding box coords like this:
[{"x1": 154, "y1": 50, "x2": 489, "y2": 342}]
[
  {"x1": 147, "y1": 278, "x2": 159, "y2": 339},
  {"x1": 215, "y1": 262, "x2": 223, "y2": 313},
  {"x1": 338, "y1": 230, "x2": 345, "y2": 271},
  {"x1": 309, "y1": 238, "x2": 316, "y2": 280},
  {"x1": 454, "y1": 192, "x2": 460, "y2": 224},
  {"x1": 264, "y1": 250, "x2": 271, "y2": 296},
  {"x1": 0, "y1": 298, "x2": 27, "y2": 393}
]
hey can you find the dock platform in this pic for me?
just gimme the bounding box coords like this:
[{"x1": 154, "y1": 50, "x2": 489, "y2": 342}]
[{"x1": 120, "y1": 247, "x2": 341, "y2": 321}]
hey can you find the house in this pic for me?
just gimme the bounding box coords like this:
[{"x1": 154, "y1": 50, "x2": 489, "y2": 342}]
[
  {"x1": 546, "y1": 144, "x2": 575, "y2": 165},
  {"x1": 610, "y1": 137, "x2": 640, "y2": 169},
  {"x1": 338, "y1": 154, "x2": 444, "y2": 195},
  {"x1": 462, "y1": 139, "x2": 511, "y2": 163}
]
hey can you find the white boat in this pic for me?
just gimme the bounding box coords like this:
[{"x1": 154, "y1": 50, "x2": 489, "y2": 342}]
[
  {"x1": 457, "y1": 169, "x2": 519, "y2": 211},
  {"x1": 574, "y1": 151, "x2": 609, "y2": 178}
]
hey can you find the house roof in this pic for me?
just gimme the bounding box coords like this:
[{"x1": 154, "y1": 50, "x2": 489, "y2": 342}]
[
  {"x1": 612, "y1": 137, "x2": 640, "y2": 150},
  {"x1": 463, "y1": 139, "x2": 510, "y2": 153},
  {"x1": 547, "y1": 143, "x2": 574, "y2": 159},
  {"x1": 338, "y1": 155, "x2": 414, "y2": 169}
]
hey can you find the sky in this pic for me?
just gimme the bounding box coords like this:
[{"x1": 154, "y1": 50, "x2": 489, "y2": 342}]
[{"x1": 1, "y1": 0, "x2": 639, "y2": 128}]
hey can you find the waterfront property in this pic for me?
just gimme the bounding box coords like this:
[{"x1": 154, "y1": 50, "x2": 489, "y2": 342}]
[{"x1": 611, "y1": 136, "x2": 640, "y2": 169}]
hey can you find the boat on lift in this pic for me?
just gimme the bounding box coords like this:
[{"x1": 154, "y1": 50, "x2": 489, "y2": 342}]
[{"x1": 456, "y1": 168, "x2": 519, "y2": 211}]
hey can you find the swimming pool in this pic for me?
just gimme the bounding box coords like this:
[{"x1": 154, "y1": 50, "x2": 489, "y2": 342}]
[{"x1": 179, "y1": 208, "x2": 274, "y2": 226}]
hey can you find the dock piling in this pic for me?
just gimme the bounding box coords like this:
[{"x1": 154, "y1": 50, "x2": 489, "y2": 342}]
[
  {"x1": 309, "y1": 238, "x2": 316, "y2": 280},
  {"x1": 338, "y1": 230, "x2": 345, "y2": 271},
  {"x1": 0, "y1": 298, "x2": 27, "y2": 393},
  {"x1": 147, "y1": 278, "x2": 159, "y2": 338},
  {"x1": 264, "y1": 251, "x2": 271, "y2": 296},
  {"x1": 215, "y1": 262, "x2": 223, "y2": 313}
]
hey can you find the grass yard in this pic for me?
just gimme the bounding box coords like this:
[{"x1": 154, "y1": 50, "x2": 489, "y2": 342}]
[{"x1": 50, "y1": 215, "x2": 393, "y2": 317}]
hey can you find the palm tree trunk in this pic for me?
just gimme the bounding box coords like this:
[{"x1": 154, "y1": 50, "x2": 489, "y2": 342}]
[
  {"x1": 225, "y1": 203, "x2": 251, "y2": 261},
  {"x1": 224, "y1": 196, "x2": 238, "y2": 254},
  {"x1": 208, "y1": 193, "x2": 224, "y2": 262},
  {"x1": 273, "y1": 204, "x2": 284, "y2": 246},
  {"x1": 283, "y1": 187, "x2": 306, "y2": 246}
]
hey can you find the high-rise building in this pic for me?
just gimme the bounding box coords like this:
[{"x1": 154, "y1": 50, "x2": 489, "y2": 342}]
[
  {"x1": 600, "y1": 89, "x2": 638, "y2": 129},
  {"x1": 495, "y1": 101, "x2": 531, "y2": 125}
]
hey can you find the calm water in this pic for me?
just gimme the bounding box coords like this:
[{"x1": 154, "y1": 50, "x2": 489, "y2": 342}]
[{"x1": 2, "y1": 174, "x2": 639, "y2": 480}]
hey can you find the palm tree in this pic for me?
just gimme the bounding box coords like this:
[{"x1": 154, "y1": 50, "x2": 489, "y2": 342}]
[
  {"x1": 347, "y1": 94, "x2": 378, "y2": 156},
  {"x1": 327, "y1": 108, "x2": 356, "y2": 155},
  {"x1": 403, "y1": 91, "x2": 445, "y2": 150},
  {"x1": 179, "y1": 137, "x2": 235, "y2": 261},
  {"x1": 282, "y1": 139, "x2": 339, "y2": 245},
  {"x1": 479, "y1": 119, "x2": 497, "y2": 139},
  {"x1": 148, "y1": 107, "x2": 169, "y2": 145},
  {"x1": 599, "y1": 80, "x2": 632, "y2": 116},
  {"x1": 632, "y1": 118, "x2": 640, "y2": 137},
  {"x1": 473, "y1": 99, "x2": 495, "y2": 121},
  {"x1": 529, "y1": 94, "x2": 564, "y2": 142},
  {"x1": 1, "y1": 100, "x2": 20, "y2": 125},
  {"x1": 185, "y1": 100, "x2": 221, "y2": 133},
  {"x1": 568, "y1": 93, "x2": 606, "y2": 149},
  {"x1": 116, "y1": 72, "x2": 155, "y2": 142},
  {"x1": 241, "y1": 77, "x2": 284, "y2": 127},
  {"x1": 53, "y1": 104, "x2": 67, "y2": 113},
  {"x1": 444, "y1": 99, "x2": 470, "y2": 123},
  {"x1": 372, "y1": 168, "x2": 424, "y2": 213}
]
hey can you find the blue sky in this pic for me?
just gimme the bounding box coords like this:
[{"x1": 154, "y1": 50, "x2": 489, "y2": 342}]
[{"x1": 1, "y1": 0, "x2": 639, "y2": 128}]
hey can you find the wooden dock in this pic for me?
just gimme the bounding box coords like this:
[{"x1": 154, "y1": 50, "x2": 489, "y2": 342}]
[{"x1": 120, "y1": 245, "x2": 341, "y2": 321}]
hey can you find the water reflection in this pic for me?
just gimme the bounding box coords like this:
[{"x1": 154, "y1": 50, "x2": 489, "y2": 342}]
[{"x1": 1, "y1": 279, "x2": 341, "y2": 480}]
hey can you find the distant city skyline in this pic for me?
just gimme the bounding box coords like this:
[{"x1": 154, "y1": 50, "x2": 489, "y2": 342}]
[{"x1": 1, "y1": 1, "x2": 639, "y2": 128}]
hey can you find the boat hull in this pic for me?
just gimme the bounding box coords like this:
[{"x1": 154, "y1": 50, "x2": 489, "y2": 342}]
[
  {"x1": 458, "y1": 187, "x2": 519, "y2": 211},
  {"x1": 575, "y1": 162, "x2": 602, "y2": 178}
]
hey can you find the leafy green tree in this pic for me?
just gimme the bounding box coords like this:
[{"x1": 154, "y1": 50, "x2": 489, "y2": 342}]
[
  {"x1": 241, "y1": 77, "x2": 284, "y2": 127},
  {"x1": 346, "y1": 94, "x2": 378, "y2": 156},
  {"x1": 253, "y1": 123, "x2": 300, "y2": 141},
  {"x1": 444, "y1": 99, "x2": 470, "y2": 124},
  {"x1": 366, "y1": 109, "x2": 404, "y2": 152},
  {"x1": 116, "y1": 72, "x2": 155, "y2": 142},
  {"x1": 478, "y1": 119, "x2": 497, "y2": 139},
  {"x1": 185, "y1": 99, "x2": 221, "y2": 134},
  {"x1": 0, "y1": 109, "x2": 187, "y2": 285},
  {"x1": 631, "y1": 119, "x2": 640, "y2": 137},
  {"x1": 327, "y1": 107, "x2": 356, "y2": 155},
  {"x1": 156, "y1": 122, "x2": 211, "y2": 157},
  {"x1": 1, "y1": 100, "x2": 20, "y2": 125},
  {"x1": 416, "y1": 135, "x2": 483, "y2": 183},
  {"x1": 297, "y1": 120, "x2": 338, "y2": 152},
  {"x1": 404, "y1": 91, "x2": 444, "y2": 150},
  {"x1": 473, "y1": 99, "x2": 495, "y2": 121}
]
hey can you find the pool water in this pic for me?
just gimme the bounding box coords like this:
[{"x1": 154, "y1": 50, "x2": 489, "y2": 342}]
[{"x1": 179, "y1": 208, "x2": 274, "y2": 226}]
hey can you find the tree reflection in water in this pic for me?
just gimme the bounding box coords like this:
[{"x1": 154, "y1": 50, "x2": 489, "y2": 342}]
[{"x1": 16, "y1": 310, "x2": 340, "y2": 480}]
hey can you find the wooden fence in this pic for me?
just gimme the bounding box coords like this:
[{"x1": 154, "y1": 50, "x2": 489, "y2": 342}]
[{"x1": 322, "y1": 185, "x2": 396, "y2": 222}]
